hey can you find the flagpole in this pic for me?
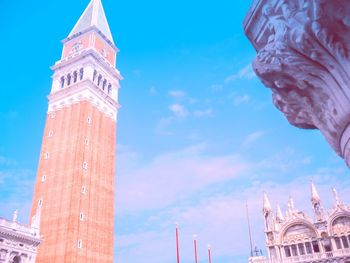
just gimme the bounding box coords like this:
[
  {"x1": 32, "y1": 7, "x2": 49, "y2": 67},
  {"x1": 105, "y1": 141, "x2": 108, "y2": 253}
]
[
  {"x1": 208, "y1": 244, "x2": 212, "y2": 263},
  {"x1": 246, "y1": 203, "x2": 254, "y2": 257},
  {"x1": 193, "y1": 235, "x2": 198, "y2": 263},
  {"x1": 176, "y1": 223, "x2": 180, "y2": 263}
]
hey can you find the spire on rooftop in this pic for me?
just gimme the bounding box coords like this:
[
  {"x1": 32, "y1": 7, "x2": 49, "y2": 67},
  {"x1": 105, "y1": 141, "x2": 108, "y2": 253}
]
[
  {"x1": 263, "y1": 192, "x2": 272, "y2": 214},
  {"x1": 68, "y1": 0, "x2": 114, "y2": 44},
  {"x1": 311, "y1": 181, "x2": 321, "y2": 203},
  {"x1": 332, "y1": 187, "x2": 342, "y2": 206},
  {"x1": 276, "y1": 205, "x2": 284, "y2": 222}
]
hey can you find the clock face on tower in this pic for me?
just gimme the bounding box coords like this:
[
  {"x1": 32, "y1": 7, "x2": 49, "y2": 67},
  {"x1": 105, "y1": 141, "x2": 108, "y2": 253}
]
[{"x1": 71, "y1": 41, "x2": 83, "y2": 54}]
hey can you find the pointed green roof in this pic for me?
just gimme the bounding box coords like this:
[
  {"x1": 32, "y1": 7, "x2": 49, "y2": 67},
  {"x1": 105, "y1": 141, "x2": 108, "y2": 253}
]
[{"x1": 69, "y1": 0, "x2": 114, "y2": 44}]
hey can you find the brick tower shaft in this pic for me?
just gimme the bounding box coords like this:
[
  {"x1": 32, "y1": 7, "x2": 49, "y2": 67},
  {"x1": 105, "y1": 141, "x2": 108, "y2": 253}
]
[{"x1": 30, "y1": 1, "x2": 122, "y2": 262}]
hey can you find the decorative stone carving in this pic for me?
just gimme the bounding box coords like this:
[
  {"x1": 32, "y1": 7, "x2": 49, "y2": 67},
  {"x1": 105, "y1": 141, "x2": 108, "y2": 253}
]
[{"x1": 244, "y1": 0, "x2": 350, "y2": 166}]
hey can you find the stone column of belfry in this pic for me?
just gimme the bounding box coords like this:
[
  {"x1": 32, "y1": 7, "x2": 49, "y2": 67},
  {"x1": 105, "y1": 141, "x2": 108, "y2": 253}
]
[
  {"x1": 244, "y1": 1, "x2": 350, "y2": 167},
  {"x1": 30, "y1": 0, "x2": 122, "y2": 262}
]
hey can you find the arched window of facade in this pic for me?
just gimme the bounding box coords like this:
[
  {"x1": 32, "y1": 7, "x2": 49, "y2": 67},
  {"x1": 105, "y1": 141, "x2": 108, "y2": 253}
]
[
  {"x1": 108, "y1": 84, "x2": 112, "y2": 95},
  {"x1": 60, "y1": 76, "x2": 65, "y2": 88},
  {"x1": 335, "y1": 237, "x2": 342, "y2": 249},
  {"x1": 73, "y1": 71, "x2": 78, "y2": 83},
  {"x1": 98, "y1": 75, "x2": 102, "y2": 86},
  {"x1": 79, "y1": 68, "x2": 84, "y2": 80},
  {"x1": 341, "y1": 236, "x2": 349, "y2": 248},
  {"x1": 305, "y1": 242, "x2": 312, "y2": 254},
  {"x1": 298, "y1": 243, "x2": 305, "y2": 255},
  {"x1": 93, "y1": 70, "x2": 97, "y2": 82},
  {"x1": 102, "y1": 80, "x2": 107, "y2": 91},
  {"x1": 291, "y1": 244, "x2": 298, "y2": 256},
  {"x1": 13, "y1": 255, "x2": 21, "y2": 263},
  {"x1": 312, "y1": 241, "x2": 320, "y2": 253},
  {"x1": 284, "y1": 246, "x2": 291, "y2": 257},
  {"x1": 67, "y1": 74, "x2": 71, "y2": 86}
]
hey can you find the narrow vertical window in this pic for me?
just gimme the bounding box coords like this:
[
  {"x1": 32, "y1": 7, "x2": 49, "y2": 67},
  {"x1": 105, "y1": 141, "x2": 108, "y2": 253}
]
[
  {"x1": 291, "y1": 244, "x2": 298, "y2": 256},
  {"x1": 102, "y1": 79, "x2": 107, "y2": 91},
  {"x1": 38, "y1": 199, "x2": 43, "y2": 207},
  {"x1": 87, "y1": 116, "x2": 92, "y2": 124},
  {"x1": 341, "y1": 236, "x2": 349, "y2": 248},
  {"x1": 108, "y1": 84, "x2": 112, "y2": 95},
  {"x1": 284, "y1": 246, "x2": 291, "y2": 257},
  {"x1": 83, "y1": 162, "x2": 88, "y2": 170},
  {"x1": 51, "y1": 113, "x2": 55, "y2": 119},
  {"x1": 98, "y1": 75, "x2": 102, "y2": 86},
  {"x1": 48, "y1": 131, "x2": 53, "y2": 137},
  {"x1": 73, "y1": 71, "x2": 78, "y2": 83},
  {"x1": 77, "y1": 240, "x2": 82, "y2": 249},
  {"x1": 305, "y1": 242, "x2": 312, "y2": 254},
  {"x1": 93, "y1": 70, "x2": 97, "y2": 82},
  {"x1": 67, "y1": 74, "x2": 71, "y2": 86},
  {"x1": 79, "y1": 68, "x2": 84, "y2": 80},
  {"x1": 84, "y1": 138, "x2": 89, "y2": 146},
  {"x1": 60, "y1": 76, "x2": 65, "y2": 88},
  {"x1": 80, "y1": 212, "x2": 84, "y2": 221},
  {"x1": 298, "y1": 243, "x2": 305, "y2": 255},
  {"x1": 81, "y1": 186, "x2": 86, "y2": 194},
  {"x1": 335, "y1": 237, "x2": 342, "y2": 249},
  {"x1": 41, "y1": 175, "x2": 46, "y2": 182},
  {"x1": 45, "y1": 152, "x2": 49, "y2": 160},
  {"x1": 312, "y1": 241, "x2": 320, "y2": 253}
]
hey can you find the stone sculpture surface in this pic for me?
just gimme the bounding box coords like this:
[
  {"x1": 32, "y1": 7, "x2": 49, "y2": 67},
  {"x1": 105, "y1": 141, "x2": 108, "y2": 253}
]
[{"x1": 244, "y1": 0, "x2": 350, "y2": 166}]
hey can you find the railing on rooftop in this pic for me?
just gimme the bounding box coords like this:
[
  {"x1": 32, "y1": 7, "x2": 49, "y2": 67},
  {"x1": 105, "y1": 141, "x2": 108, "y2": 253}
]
[{"x1": 249, "y1": 248, "x2": 350, "y2": 263}]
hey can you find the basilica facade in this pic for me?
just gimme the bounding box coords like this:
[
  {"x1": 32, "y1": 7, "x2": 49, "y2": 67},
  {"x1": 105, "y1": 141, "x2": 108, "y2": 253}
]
[
  {"x1": 0, "y1": 210, "x2": 41, "y2": 263},
  {"x1": 250, "y1": 183, "x2": 350, "y2": 263}
]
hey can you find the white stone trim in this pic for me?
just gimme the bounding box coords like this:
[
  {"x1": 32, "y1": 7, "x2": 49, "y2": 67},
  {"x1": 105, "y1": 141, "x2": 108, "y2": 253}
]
[{"x1": 48, "y1": 83, "x2": 118, "y2": 121}]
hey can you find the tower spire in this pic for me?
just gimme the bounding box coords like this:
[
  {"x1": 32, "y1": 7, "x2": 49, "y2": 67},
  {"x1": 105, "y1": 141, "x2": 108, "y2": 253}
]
[
  {"x1": 68, "y1": 0, "x2": 114, "y2": 43},
  {"x1": 311, "y1": 181, "x2": 321, "y2": 203},
  {"x1": 332, "y1": 187, "x2": 342, "y2": 206},
  {"x1": 310, "y1": 182, "x2": 324, "y2": 221},
  {"x1": 276, "y1": 204, "x2": 284, "y2": 223},
  {"x1": 263, "y1": 192, "x2": 272, "y2": 214}
]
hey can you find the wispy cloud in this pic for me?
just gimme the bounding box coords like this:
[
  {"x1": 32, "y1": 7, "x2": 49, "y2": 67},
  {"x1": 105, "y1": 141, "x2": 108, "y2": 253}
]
[
  {"x1": 193, "y1": 108, "x2": 213, "y2": 118},
  {"x1": 242, "y1": 131, "x2": 265, "y2": 147},
  {"x1": 149, "y1": 86, "x2": 157, "y2": 95},
  {"x1": 233, "y1": 94, "x2": 250, "y2": 105},
  {"x1": 225, "y1": 64, "x2": 256, "y2": 83},
  {"x1": 169, "y1": 90, "x2": 187, "y2": 98},
  {"x1": 169, "y1": 103, "x2": 189, "y2": 118}
]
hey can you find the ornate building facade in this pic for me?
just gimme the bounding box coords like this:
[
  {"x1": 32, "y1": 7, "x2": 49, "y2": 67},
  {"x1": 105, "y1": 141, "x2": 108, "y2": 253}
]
[
  {"x1": 249, "y1": 183, "x2": 350, "y2": 263},
  {"x1": 0, "y1": 210, "x2": 41, "y2": 263},
  {"x1": 30, "y1": 0, "x2": 122, "y2": 262}
]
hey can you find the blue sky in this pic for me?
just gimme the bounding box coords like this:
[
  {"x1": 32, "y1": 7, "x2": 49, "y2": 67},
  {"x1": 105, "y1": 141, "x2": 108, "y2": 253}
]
[{"x1": 1, "y1": 0, "x2": 350, "y2": 263}]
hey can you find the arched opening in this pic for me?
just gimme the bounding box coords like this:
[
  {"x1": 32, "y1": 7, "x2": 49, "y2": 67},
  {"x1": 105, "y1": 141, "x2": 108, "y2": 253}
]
[
  {"x1": 93, "y1": 70, "x2": 97, "y2": 82},
  {"x1": 97, "y1": 75, "x2": 102, "y2": 86},
  {"x1": 79, "y1": 68, "x2": 84, "y2": 80},
  {"x1": 73, "y1": 71, "x2": 78, "y2": 83},
  {"x1": 108, "y1": 84, "x2": 112, "y2": 95},
  {"x1": 12, "y1": 255, "x2": 21, "y2": 263},
  {"x1": 60, "y1": 76, "x2": 65, "y2": 88},
  {"x1": 67, "y1": 74, "x2": 71, "y2": 86},
  {"x1": 102, "y1": 80, "x2": 107, "y2": 91}
]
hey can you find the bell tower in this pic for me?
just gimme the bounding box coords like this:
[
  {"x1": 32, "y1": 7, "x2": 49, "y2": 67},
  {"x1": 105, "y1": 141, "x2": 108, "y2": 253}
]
[{"x1": 30, "y1": 0, "x2": 122, "y2": 262}]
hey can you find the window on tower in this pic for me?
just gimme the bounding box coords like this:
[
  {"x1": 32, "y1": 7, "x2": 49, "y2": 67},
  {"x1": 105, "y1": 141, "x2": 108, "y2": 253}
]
[
  {"x1": 103, "y1": 79, "x2": 107, "y2": 91},
  {"x1": 83, "y1": 162, "x2": 88, "y2": 170},
  {"x1": 60, "y1": 76, "x2": 65, "y2": 88},
  {"x1": 67, "y1": 74, "x2": 72, "y2": 86},
  {"x1": 108, "y1": 84, "x2": 112, "y2": 95},
  {"x1": 98, "y1": 75, "x2": 102, "y2": 86},
  {"x1": 79, "y1": 68, "x2": 84, "y2": 80},
  {"x1": 77, "y1": 240, "x2": 82, "y2": 249},
  {"x1": 81, "y1": 186, "x2": 86, "y2": 194},
  {"x1": 73, "y1": 71, "x2": 78, "y2": 83},
  {"x1": 93, "y1": 70, "x2": 97, "y2": 82}
]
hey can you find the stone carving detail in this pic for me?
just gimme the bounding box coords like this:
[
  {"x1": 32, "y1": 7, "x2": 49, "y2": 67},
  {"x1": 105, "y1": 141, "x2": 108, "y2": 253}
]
[{"x1": 244, "y1": 0, "x2": 350, "y2": 166}]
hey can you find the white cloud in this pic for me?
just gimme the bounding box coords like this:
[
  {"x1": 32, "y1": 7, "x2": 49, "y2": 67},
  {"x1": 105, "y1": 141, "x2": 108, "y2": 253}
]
[
  {"x1": 225, "y1": 64, "x2": 256, "y2": 83},
  {"x1": 234, "y1": 94, "x2": 250, "y2": 105},
  {"x1": 242, "y1": 131, "x2": 265, "y2": 147},
  {"x1": 169, "y1": 103, "x2": 189, "y2": 118},
  {"x1": 149, "y1": 86, "x2": 157, "y2": 95},
  {"x1": 169, "y1": 90, "x2": 187, "y2": 98},
  {"x1": 193, "y1": 108, "x2": 213, "y2": 118}
]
